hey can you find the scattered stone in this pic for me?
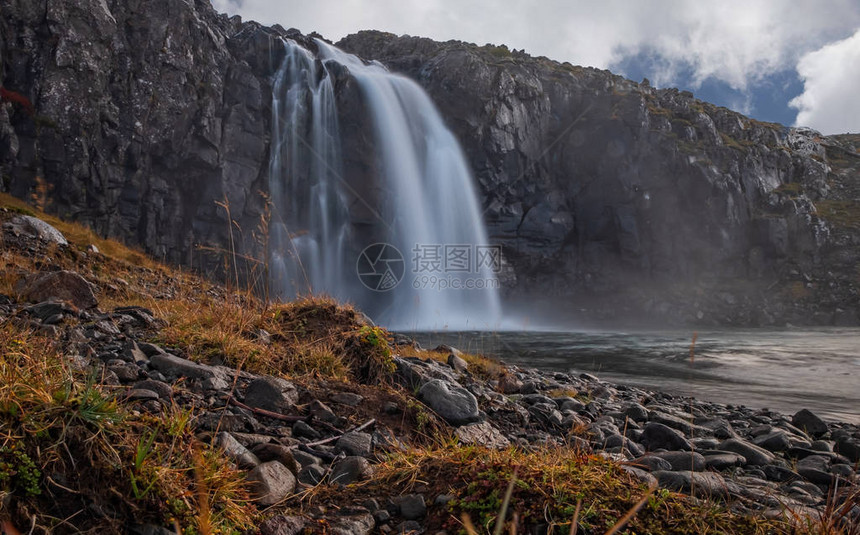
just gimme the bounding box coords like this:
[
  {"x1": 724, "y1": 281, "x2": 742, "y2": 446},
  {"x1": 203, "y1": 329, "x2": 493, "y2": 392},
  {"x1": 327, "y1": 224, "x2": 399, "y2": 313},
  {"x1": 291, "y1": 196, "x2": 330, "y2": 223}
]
[
  {"x1": 620, "y1": 465, "x2": 657, "y2": 486},
  {"x1": 631, "y1": 455, "x2": 672, "y2": 472},
  {"x1": 308, "y1": 400, "x2": 338, "y2": 423},
  {"x1": 16, "y1": 270, "x2": 97, "y2": 309},
  {"x1": 703, "y1": 452, "x2": 746, "y2": 470},
  {"x1": 6, "y1": 215, "x2": 68, "y2": 245},
  {"x1": 652, "y1": 451, "x2": 706, "y2": 472},
  {"x1": 653, "y1": 471, "x2": 730, "y2": 498},
  {"x1": 259, "y1": 515, "x2": 306, "y2": 535},
  {"x1": 718, "y1": 438, "x2": 775, "y2": 466},
  {"x1": 792, "y1": 409, "x2": 828, "y2": 438},
  {"x1": 623, "y1": 403, "x2": 649, "y2": 422},
  {"x1": 251, "y1": 443, "x2": 298, "y2": 475},
  {"x1": 417, "y1": 379, "x2": 480, "y2": 426},
  {"x1": 809, "y1": 440, "x2": 833, "y2": 452},
  {"x1": 330, "y1": 456, "x2": 373, "y2": 487},
  {"x1": 292, "y1": 421, "x2": 321, "y2": 440},
  {"x1": 126, "y1": 389, "x2": 160, "y2": 401},
  {"x1": 640, "y1": 422, "x2": 693, "y2": 451},
  {"x1": 293, "y1": 450, "x2": 322, "y2": 468},
  {"x1": 150, "y1": 353, "x2": 229, "y2": 388},
  {"x1": 328, "y1": 513, "x2": 375, "y2": 535},
  {"x1": 396, "y1": 494, "x2": 426, "y2": 520},
  {"x1": 753, "y1": 431, "x2": 792, "y2": 452},
  {"x1": 298, "y1": 464, "x2": 326, "y2": 486},
  {"x1": 498, "y1": 373, "x2": 524, "y2": 394},
  {"x1": 447, "y1": 353, "x2": 468, "y2": 373},
  {"x1": 215, "y1": 432, "x2": 260, "y2": 469},
  {"x1": 133, "y1": 380, "x2": 172, "y2": 399},
  {"x1": 247, "y1": 461, "x2": 296, "y2": 506},
  {"x1": 336, "y1": 432, "x2": 373, "y2": 457},
  {"x1": 244, "y1": 377, "x2": 299, "y2": 413},
  {"x1": 331, "y1": 392, "x2": 364, "y2": 406},
  {"x1": 395, "y1": 520, "x2": 422, "y2": 534},
  {"x1": 835, "y1": 437, "x2": 860, "y2": 462},
  {"x1": 455, "y1": 421, "x2": 511, "y2": 449}
]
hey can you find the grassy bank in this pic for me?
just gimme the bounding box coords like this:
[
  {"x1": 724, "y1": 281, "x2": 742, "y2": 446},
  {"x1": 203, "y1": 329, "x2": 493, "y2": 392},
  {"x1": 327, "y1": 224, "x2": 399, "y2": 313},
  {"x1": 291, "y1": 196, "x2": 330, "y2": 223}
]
[{"x1": 0, "y1": 194, "x2": 842, "y2": 534}]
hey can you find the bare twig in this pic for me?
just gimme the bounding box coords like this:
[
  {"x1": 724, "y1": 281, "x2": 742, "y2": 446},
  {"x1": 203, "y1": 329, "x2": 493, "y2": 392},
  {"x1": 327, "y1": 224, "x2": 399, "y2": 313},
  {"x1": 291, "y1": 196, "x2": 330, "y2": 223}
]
[
  {"x1": 302, "y1": 418, "x2": 377, "y2": 448},
  {"x1": 226, "y1": 396, "x2": 305, "y2": 423}
]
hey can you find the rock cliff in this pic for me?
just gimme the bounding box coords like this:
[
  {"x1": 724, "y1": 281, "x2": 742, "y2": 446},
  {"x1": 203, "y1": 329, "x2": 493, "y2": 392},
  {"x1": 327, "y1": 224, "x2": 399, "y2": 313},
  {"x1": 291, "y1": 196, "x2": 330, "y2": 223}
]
[
  {"x1": 339, "y1": 32, "x2": 860, "y2": 326},
  {"x1": 1, "y1": 2, "x2": 858, "y2": 326}
]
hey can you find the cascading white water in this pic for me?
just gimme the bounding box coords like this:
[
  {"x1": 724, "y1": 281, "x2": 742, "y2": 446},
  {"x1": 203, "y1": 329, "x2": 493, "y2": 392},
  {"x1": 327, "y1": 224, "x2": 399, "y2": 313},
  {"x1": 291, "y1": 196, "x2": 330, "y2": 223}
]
[
  {"x1": 268, "y1": 38, "x2": 502, "y2": 330},
  {"x1": 268, "y1": 41, "x2": 352, "y2": 301}
]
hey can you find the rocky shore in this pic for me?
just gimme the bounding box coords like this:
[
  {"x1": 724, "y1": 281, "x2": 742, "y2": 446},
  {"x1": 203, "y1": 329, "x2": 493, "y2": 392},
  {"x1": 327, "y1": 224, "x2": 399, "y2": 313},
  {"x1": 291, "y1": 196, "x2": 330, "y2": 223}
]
[{"x1": 1, "y1": 209, "x2": 858, "y2": 534}]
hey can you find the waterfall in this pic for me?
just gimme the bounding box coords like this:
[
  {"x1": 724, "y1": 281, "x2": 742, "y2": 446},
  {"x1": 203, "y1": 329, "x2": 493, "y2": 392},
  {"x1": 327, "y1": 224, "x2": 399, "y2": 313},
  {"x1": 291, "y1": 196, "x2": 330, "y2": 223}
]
[
  {"x1": 268, "y1": 39, "x2": 502, "y2": 330},
  {"x1": 268, "y1": 41, "x2": 352, "y2": 302}
]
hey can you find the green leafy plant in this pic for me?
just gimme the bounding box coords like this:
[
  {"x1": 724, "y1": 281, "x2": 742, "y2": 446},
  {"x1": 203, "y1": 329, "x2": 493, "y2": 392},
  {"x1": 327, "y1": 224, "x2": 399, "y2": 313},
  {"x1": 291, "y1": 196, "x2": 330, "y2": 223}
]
[{"x1": 0, "y1": 445, "x2": 41, "y2": 496}]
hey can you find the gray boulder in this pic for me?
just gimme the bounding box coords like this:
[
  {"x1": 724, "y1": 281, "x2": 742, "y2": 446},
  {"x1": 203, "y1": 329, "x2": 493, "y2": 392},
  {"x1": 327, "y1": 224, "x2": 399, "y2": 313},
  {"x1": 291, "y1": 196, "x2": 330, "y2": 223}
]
[
  {"x1": 6, "y1": 215, "x2": 68, "y2": 245},
  {"x1": 792, "y1": 409, "x2": 829, "y2": 438},
  {"x1": 640, "y1": 422, "x2": 692, "y2": 451},
  {"x1": 16, "y1": 270, "x2": 97, "y2": 309},
  {"x1": 417, "y1": 379, "x2": 480, "y2": 426},
  {"x1": 244, "y1": 377, "x2": 299, "y2": 414},
  {"x1": 718, "y1": 438, "x2": 775, "y2": 466},
  {"x1": 329, "y1": 456, "x2": 373, "y2": 487},
  {"x1": 247, "y1": 461, "x2": 296, "y2": 506}
]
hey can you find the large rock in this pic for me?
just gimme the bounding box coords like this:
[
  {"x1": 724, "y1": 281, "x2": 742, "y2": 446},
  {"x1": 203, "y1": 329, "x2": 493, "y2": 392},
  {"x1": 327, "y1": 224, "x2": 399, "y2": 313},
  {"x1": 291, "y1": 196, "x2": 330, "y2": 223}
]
[
  {"x1": 150, "y1": 353, "x2": 229, "y2": 389},
  {"x1": 417, "y1": 379, "x2": 481, "y2": 426},
  {"x1": 243, "y1": 377, "x2": 299, "y2": 414},
  {"x1": 653, "y1": 471, "x2": 732, "y2": 498},
  {"x1": 259, "y1": 515, "x2": 306, "y2": 535},
  {"x1": 335, "y1": 432, "x2": 373, "y2": 458},
  {"x1": 753, "y1": 431, "x2": 792, "y2": 453},
  {"x1": 651, "y1": 451, "x2": 706, "y2": 472},
  {"x1": 5, "y1": 216, "x2": 68, "y2": 245},
  {"x1": 718, "y1": 438, "x2": 775, "y2": 466},
  {"x1": 834, "y1": 437, "x2": 860, "y2": 463},
  {"x1": 329, "y1": 456, "x2": 373, "y2": 487},
  {"x1": 16, "y1": 270, "x2": 97, "y2": 309},
  {"x1": 214, "y1": 432, "x2": 260, "y2": 469},
  {"x1": 246, "y1": 461, "x2": 297, "y2": 506},
  {"x1": 640, "y1": 422, "x2": 693, "y2": 452},
  {"x1": 0, "y1": 0, "x2": 274, "y2": 273},
  {"x1": 792, "y1": 409, "x2": 829, "y2": 438},
  {"x1": 455, "y1": 421, "x2": 511, "y2": 449}
]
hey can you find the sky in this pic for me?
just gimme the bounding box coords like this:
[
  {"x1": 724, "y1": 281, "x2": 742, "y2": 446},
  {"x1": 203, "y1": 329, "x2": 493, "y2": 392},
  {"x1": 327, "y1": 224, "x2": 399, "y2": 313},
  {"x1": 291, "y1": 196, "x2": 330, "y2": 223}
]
[{"x1": 211, "y1": 0, "x2": 860, "y2": 134}]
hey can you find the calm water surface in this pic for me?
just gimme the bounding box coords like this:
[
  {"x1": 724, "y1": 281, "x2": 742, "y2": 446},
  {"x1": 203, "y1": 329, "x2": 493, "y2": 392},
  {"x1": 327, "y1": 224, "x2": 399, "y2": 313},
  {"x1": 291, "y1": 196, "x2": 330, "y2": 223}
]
[{"x1": 405, "y1": 328, "x2": 860, "y2": 424}]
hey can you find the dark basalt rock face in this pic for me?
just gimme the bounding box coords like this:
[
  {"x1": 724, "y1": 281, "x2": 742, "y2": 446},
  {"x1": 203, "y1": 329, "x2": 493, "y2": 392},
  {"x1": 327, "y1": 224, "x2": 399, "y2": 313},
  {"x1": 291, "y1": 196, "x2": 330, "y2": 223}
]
[
  {"x1": 0, "y1": 0, "x2": 296, "y2": 270},
  {"x1": 2, "y1": 1, "x2": 858, "y2": 326},
  {"x1": 338, "y1": 32, "x2": 860, "y2": 327}
]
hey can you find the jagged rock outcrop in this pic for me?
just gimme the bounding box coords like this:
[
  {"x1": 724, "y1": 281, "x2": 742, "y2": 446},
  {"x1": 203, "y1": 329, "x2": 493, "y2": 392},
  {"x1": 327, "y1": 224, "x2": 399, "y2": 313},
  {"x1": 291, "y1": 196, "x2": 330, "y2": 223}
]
[
  {"x1": 338, "y1": 31, "x2": 860, "y2": 326},
  {"x1": 2, "y1": 1, "x2": 858, "y2": 326},
  {"x1": 0, "y1": 0, "x2": 293, "y2": 269}
]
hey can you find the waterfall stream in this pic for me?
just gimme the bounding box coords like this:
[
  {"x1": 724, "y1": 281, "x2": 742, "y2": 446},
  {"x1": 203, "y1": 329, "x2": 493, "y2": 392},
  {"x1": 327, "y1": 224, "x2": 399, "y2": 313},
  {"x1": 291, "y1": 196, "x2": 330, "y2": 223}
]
[{"x1": 268, "y1": 39, "x2": 502, "y2": 330}]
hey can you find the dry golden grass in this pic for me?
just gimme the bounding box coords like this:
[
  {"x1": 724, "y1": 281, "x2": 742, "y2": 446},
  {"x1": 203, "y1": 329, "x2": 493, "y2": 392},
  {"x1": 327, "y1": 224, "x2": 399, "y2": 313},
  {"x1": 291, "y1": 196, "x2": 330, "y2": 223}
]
[
  {"x1": 0, "y1": 326, "x2": 256, "y2": 534},
  {"x1": 319, "y1": 443, "x2": 792, "y2": 535},
  {"x1": 0, "y1": 192, "x2": 161, "y2": 269},
  {"x1": 395, "y1": 344, "x2": 506, "y2": 381}
]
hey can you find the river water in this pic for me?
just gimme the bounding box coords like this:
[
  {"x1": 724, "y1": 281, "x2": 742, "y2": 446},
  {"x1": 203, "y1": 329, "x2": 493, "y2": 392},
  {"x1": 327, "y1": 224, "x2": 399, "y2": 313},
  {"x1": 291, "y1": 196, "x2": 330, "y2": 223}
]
[{"x1": 407, "y1": 328, "x2": 860, "y2": 424}]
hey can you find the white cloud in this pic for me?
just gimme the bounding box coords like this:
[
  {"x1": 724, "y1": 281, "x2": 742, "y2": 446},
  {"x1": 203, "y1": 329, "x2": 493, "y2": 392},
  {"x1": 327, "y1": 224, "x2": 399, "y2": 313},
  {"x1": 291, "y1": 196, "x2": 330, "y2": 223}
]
[{"x1": 790, "y1": 29, "x2": 860, "y2": 134}]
